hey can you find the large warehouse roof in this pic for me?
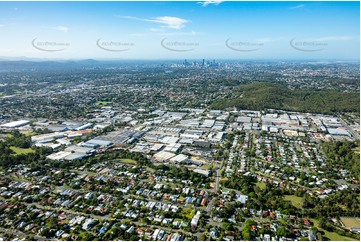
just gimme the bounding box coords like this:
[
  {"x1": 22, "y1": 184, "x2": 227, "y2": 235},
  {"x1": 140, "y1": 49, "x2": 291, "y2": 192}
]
[{"x1": 0, "y1": 120, "x2": 30, "y2": 128}]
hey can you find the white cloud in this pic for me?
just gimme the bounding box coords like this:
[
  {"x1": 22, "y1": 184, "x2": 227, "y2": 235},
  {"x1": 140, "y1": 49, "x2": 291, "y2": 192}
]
[
  {"x1": 290, "y1": 4, "x2": 305, "y2": 10},
  {"x1": 120, "y1": 15, "x2": 189, "y2": 29},
  {"x1": 157, "y1": 30, "x2": 202, "y2": 36},
  {"x1": 148, "y1": 27, "x2": 202, "y2": 36},
  {"x1": 49, "y1": 25, "x2": 69, "y2": 33},
  {"x1": 154, "y1": 16, "x2": 189, "y2": 29},
  {"x1": 198, "y1": 0, "x2": 224, "y2": 7}
]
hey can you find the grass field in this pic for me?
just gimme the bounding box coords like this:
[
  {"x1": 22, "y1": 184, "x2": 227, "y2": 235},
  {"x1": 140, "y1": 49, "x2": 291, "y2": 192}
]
[
  {"x1": 96, "y1": 101, "x2": 113, "y2": 105},
  {"x1": 284, "y1": 195, "x2": 304, "y2": 209},
  {"x1": 340, "y1": 217, "x2": 360, "y2": 228},
  {"x1": 201, "y1": 164, "x2": 213, "y2": 170},
  {"x1": 146, "y1": 167, "x2": 155, "y2": 173},
  {"x1": 10, "y1": 146, "x2": 35, "y2": 155},
  {"x1": 311, "y1": 219, "x2": 357, "y2": 241},
  {"x1": 119, "y1": 159, "x2": 137, "y2": 164},
  {"x1": 24, "y1": 131, "x2": 36, "y2": 137},
  {"x1": 256, "y1": 181, "x2": 266, "y2": 190}
]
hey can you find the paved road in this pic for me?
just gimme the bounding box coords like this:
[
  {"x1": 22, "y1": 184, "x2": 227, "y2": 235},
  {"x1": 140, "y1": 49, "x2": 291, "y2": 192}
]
[
  {"x1": 206, "y1": 163, "x2": 221, "y2": 214},
  {"x1": 215, "y1": 168, "x2": 221, "y2": 192}
]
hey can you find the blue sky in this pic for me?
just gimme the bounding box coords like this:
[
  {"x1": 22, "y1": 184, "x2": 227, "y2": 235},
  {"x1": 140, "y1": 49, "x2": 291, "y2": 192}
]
[{"x1": 0, "y1": 1, "x2": 359, "y2": 60}]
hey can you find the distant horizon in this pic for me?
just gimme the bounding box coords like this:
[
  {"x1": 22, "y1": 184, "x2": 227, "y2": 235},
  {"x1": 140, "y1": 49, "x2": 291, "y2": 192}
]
[
  {"x1": 0, "y1": 1, "x2": 359, "y2": 60},
  {"x1": 0, "y1": 56, "x2": 360, "y2": 63}
]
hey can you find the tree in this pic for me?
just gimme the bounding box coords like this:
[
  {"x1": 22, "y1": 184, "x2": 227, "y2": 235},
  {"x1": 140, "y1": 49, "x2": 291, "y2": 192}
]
[
  {"x1": 40, "y1": 228, "x2": 51, "y2": 237},
  {"x1": 242, "y1": 219, "x2": 256, "y2": 241},
  {"x1": 311, "y1": 226, "x2": 318, "y2": 233},
  {"x1": 242, "y1": 229, "x2": 252, "y2": 241},
  {"x1": 46, "y1": 217, "x2": 58, "y2": 229},
  {"x1": 129, "y1": 235, "x2": 139, "y2": 241},
  {"x1": 79, "y1": 232, "x2": 94, "y2": 241},
  {"x1": 276, "y1": 227, "x2": 287, "y2": 237},
  {"x1": 222, "y1": 222, "x2": 233, "y2": 231}
]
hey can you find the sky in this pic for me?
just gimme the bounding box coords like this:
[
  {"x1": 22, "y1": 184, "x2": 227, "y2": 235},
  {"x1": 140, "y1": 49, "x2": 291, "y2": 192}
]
[{"x1": 0, "y1": 1, "x2": 359, "y2": 60}]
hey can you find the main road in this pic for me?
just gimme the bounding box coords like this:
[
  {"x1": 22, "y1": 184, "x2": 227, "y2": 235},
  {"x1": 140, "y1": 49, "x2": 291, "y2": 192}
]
[{"x1": 206, "y1": 162, "x2": 221, "y2": 215}]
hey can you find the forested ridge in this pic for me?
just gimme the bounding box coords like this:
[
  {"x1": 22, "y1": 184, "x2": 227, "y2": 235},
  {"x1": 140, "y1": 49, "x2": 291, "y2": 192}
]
[{"x1": 211, "y1": 82, "x2": 360, "y2": 113}]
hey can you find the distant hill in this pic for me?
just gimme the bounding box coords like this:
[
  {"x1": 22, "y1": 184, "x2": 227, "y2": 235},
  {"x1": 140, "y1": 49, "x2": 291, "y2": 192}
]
[
  {"x1": 0, "y1": 59, "x2": 102, "y2": 72},
  {"x1": 75, "y1": 59, "x2": 99, "y2": 64},
  {"x1": 0, "y1": 59, "x2": 163, "y2": 71},
  {"x1": 211, "y1": 82, "x2": 360, "y2": 114}
]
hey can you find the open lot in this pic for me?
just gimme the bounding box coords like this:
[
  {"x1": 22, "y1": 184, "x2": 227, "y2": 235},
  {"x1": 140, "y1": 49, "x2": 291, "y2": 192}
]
[
  {"x1": 256, "y1": 181, "x2": 266, "y2": 190},
  {"x1": 120, "y1": 159, "x2": 137, "y2": 164},
  {"x1": 340, "y1": 217, "x2": 360, "y2": 228},
  {"x1": 96, "y1": 101, "x2": 113, "y2": 105}
]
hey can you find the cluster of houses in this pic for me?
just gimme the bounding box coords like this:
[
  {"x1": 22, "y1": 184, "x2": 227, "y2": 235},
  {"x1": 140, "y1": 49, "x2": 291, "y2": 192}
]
[{"x1": 0, "y1": 107, "x2": 359, "y2": 241}]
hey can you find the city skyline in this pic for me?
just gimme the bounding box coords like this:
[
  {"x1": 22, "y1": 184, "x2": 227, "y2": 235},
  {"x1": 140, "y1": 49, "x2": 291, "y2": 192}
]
[{"x1": 0, "y1": 1, "x2": 359, "y2": 60}]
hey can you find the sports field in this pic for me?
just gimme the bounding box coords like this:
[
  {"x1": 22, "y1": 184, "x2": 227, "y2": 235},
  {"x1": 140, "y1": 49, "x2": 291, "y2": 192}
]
[{"x1": 284, "y1": 195, "x2": 304, "y2": 209}]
